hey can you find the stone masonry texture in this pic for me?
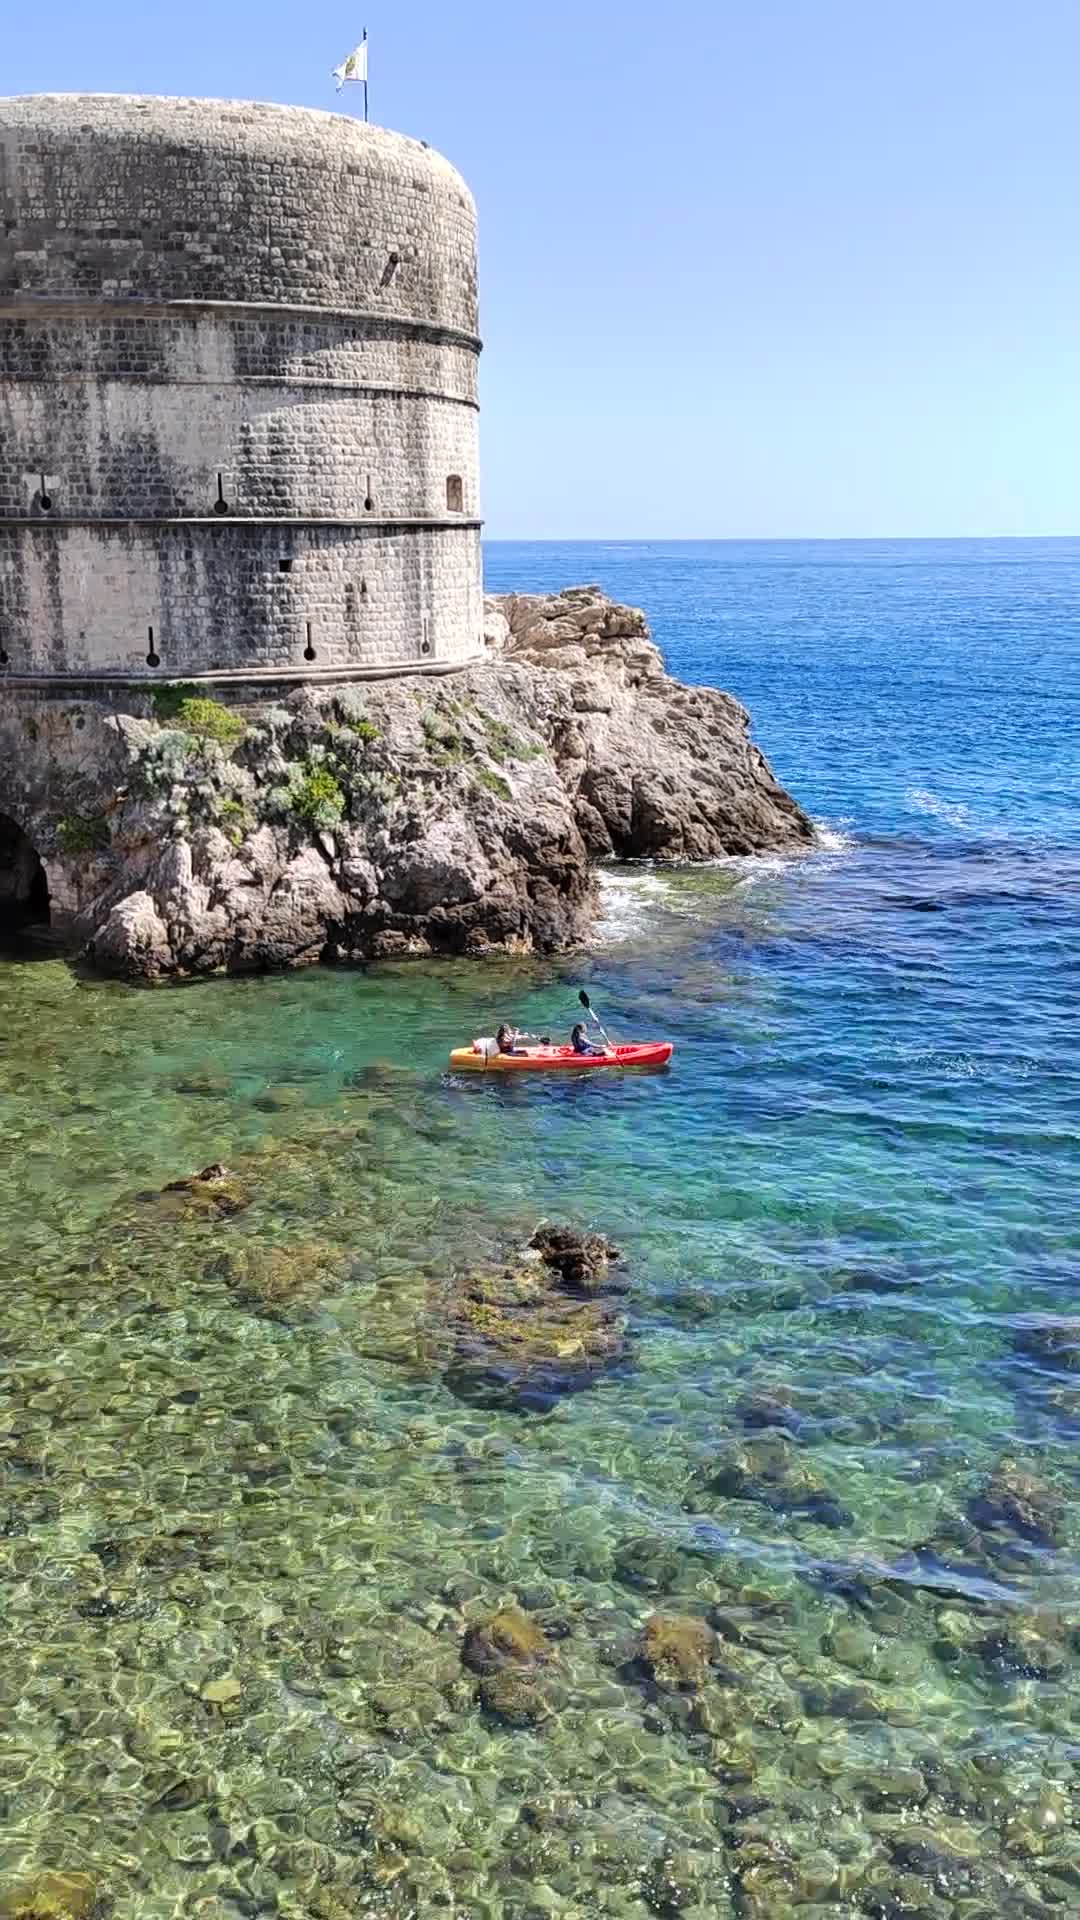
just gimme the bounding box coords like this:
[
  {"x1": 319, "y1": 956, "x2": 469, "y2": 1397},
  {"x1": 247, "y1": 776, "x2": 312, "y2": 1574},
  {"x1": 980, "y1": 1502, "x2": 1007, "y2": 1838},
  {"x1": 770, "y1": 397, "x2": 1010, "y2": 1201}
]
[{"x1": 0, "y1": 94, "x2": 483, "y2": 681}]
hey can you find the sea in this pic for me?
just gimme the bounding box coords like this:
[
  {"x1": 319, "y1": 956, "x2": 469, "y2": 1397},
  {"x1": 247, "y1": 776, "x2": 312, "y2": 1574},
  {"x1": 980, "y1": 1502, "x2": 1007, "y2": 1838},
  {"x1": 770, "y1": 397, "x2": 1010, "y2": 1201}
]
[{"x1": 0, "y1": 537, "x2": 1078, "y2": 1917}]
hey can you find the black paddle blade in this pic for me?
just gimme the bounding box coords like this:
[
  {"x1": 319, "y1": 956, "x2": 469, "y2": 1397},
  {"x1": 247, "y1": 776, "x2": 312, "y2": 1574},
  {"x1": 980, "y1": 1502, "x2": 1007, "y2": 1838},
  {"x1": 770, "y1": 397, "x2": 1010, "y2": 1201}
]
[{"x1": 579, "y1": 990, "x2": 591, "y2": 1010}]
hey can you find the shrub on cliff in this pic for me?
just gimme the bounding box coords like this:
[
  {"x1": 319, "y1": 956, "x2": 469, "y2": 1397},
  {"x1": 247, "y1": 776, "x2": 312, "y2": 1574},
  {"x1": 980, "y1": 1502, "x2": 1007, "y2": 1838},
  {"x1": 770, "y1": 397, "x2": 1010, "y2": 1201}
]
[
  {"x1": 215, "y1": 797, "x2": 254, "y2": 847},
  {"x1": 332, "y1": 689, "x2": 380, "y2": 741},
  {"x1": 175, "y1": 698, "x2": 247, "y2": 748},
  {"x1": 56, "y1": 812, "x2": 109, "y2": 856},
  {"x1": 476, "y1": 768, "x2": 512, "y2": 802},
  {"x1": 478, "y1": 712, "x2": 542, "y2": 763},
  {"x1": 294, "y1": 766, "x2": 345, "y2": 826},
  {"x1": 150, "y1": 682, "x2": 200, "y2": 722},
  {"x1": 269, "y1": 759, "x2": 346, "y2": 832},
  {"x1": 135, "y1": 728, "x2": 192, "y2": 799}
]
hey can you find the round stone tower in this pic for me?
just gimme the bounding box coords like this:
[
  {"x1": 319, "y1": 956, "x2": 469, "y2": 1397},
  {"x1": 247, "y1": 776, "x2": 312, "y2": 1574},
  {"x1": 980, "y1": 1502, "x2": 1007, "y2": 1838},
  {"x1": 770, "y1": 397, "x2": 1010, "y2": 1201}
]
[{"x1": 0, "y1": 94, "x2": 483, "y2": 683}]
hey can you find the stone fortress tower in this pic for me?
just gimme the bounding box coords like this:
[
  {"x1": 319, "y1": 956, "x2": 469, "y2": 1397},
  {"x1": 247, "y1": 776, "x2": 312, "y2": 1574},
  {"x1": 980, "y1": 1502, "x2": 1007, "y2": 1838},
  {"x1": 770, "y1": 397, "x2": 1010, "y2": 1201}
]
[{"x1": 0, "y1": 94, "x2": 483, "y2": 684}]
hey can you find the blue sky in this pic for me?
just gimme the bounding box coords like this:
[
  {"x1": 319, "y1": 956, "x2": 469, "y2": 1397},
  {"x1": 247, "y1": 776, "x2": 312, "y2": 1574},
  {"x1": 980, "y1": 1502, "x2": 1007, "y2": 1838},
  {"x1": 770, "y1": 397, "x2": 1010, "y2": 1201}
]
[{"x1": 5, "y1": 1, "x2": 1079, "y2": 538}]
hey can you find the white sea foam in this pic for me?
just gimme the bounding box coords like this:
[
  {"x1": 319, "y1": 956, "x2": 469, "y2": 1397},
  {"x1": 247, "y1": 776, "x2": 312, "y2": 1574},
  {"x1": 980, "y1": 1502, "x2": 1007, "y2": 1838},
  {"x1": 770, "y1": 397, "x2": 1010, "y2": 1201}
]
[
  {"x1": 906, "y1": 787, "x2": 973, "y2": 830},
  {"x1": 732, "y1": 855, "x2": 787, "y2": 888},
  {"x1": 594, "y1": 869, "x2": 672, "y2": 942},
  {"x1": 595, "y1": 821, "x2": 857, "y2": 938},
  {"x1": 812, "y1": 819, "x2": 856, "y2": 854},
  {"x1": 725, "y1": 819, "x2": 856, "y2": 889}
]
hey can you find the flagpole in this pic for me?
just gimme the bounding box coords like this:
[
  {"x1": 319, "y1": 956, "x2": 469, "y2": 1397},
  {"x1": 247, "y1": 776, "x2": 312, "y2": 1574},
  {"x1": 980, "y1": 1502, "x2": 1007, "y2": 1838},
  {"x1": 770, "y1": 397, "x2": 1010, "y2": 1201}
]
[{"x1": 363, "y1": 28, "x2": 369, "y2": 122}]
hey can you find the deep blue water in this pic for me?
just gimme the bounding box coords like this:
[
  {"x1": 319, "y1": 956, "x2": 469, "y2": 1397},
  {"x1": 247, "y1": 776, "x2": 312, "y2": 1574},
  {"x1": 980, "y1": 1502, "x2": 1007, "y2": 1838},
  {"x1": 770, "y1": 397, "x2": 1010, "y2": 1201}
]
[
  {"x1": 1, "y1": 538, "x2": 1078, "y2": 1911},
  {"x1": 486, "y1": 539, "x2": 1079, "y2": 1293}
]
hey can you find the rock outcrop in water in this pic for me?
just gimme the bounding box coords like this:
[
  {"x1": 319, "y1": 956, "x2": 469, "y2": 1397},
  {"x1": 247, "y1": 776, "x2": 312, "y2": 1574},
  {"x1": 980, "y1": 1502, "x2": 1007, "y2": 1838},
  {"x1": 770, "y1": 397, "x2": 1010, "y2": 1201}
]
[
  {"x1": 1, "y1": 587, "x2": 813, "y2": 979},
  {"x1": 439, "y1": 1223, "x2": 630, "y2": 1411}
]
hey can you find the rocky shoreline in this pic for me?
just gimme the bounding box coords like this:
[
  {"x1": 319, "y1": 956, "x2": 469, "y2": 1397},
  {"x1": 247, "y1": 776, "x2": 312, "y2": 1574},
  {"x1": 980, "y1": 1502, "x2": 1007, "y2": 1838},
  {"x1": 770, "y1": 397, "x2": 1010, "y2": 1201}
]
[{"x1": 1, "y1": 589, "x2": 814, "y2": 979}]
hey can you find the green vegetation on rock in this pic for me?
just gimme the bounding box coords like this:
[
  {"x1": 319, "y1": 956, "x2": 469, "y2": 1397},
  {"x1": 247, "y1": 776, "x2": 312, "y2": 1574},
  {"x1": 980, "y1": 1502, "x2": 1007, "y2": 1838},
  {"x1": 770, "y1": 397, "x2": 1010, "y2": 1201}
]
[
  {"x1": 215, "y1": 796, "x2": 253, "y2": 847},
  {"x1": 266, "y1": 757, "x2": 348, "y2": 831},
  {"x1": 150, "y1": 682, "x2": 201, "y2": 722},
  {"x1": 292, "y1": 764, "x2": 346, "y2": 828},
  {"x1": 175, "y1": 697, "x2": 247, "y2": 748},
  {"x1": 422, "y1": 711, "x2": 471, "y2": 766},
  {"x1": 476, "y1": 768, "x2": 512, "y2": 802},
  {"x1": 332, "y1": 689, "x2": 380, "y2": 742},
  {"x1": 478, "y1": 713, "x2": 543, "y2": 763},
  {"x1": 56, "y1": 812, "x2": 110, "y2": 856}
]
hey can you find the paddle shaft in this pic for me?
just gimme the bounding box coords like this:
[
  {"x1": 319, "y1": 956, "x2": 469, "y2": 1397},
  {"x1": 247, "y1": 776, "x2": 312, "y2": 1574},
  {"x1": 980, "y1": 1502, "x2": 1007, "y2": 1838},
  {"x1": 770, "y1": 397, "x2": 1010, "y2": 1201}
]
[{"x1": 584, "y1": 1005, "x2": 615, "y2": 1052}]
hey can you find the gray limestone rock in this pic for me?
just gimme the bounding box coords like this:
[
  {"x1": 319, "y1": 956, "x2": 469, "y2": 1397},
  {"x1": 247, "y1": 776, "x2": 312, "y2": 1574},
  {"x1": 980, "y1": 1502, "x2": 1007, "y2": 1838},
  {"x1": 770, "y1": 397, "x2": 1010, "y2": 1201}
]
[{"x1": 1, "y1": 588, "x2": 816, "y2": 979}]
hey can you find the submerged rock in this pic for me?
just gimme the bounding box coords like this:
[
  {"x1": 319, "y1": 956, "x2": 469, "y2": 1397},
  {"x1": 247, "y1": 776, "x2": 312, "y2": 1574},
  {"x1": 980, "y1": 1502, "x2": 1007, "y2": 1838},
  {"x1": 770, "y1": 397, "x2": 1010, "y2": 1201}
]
[
  {"x1": 637, "y1": 1612, "x2": 717, "y2": 1690},
  {"x1": 0, "y1": 1874, "x2": 104, "y2": 1920},
  {"x1": 172, "y1": 1063, "x2": 232, "y2": 1097},
  {"x1": 528, "y1": 1223, "x2": 624, "y2": 1294},
  {"x1": 859, "y1": 1764, "x2": 929, "y2": 1808},
  {"x1": 217, "y1": 1239, "x2": 345, "y2": 1315},
  {"x1": 478, "y1": 1668, "x2": 557, "y2": 1727},
  {"x1": 977, "y1": 1621, "x2": 1067, "y2": 1681},
  {"x1": 1013, "y1": 1317, "x2": 1080, "y2": 1373},
  {"x1": 438, "y1": 1223, "x2": 630, "y2": 1410},
  {"x1": 613, "y1": 1535, "x2": 692, "y2": 1594},
  {"x1": 692, "y1": 1434, "x2": 853, "y2": 1529},
  {"x1": 642, "y1": 1846, "x2": 733, "y2": 1915},
  {"x1": 968, "y1": 1457, "x2": 1061, "y2": 1548},
  {"x1": 462, "y1": 1606, "x2": 551, "y2": 1674},
  {"x1": 735, "y1": 1385, "x2": 802, "y2": 1436},
  {"x1": 157, "y1": 1162, "x2": 251, "y2": 1218}
]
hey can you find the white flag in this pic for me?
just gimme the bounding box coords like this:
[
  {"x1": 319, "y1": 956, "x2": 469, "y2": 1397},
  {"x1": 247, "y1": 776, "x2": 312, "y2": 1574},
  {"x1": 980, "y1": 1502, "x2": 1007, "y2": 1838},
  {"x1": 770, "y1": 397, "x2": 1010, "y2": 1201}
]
[{"x1": 333, "y1": 41, "x2": 368, "y2": 91}]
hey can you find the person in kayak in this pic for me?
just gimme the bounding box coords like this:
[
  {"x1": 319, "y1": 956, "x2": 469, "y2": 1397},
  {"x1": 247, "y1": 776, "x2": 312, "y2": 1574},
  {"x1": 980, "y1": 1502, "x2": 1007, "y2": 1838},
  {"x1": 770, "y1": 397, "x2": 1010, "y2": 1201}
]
[
  {"x1": 496, "y1": 1023, "x2": 528, "y2": 1056},
  {"x1": 571, "y1": 1022, "x2": 605, "y2": 1057}
]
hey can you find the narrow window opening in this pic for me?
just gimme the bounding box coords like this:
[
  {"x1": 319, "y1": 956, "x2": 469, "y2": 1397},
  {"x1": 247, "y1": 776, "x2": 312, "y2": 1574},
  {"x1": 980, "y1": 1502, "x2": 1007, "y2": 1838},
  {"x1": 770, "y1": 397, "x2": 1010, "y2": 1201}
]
[
  {"x1": 303, "y1": 622, "x2": 316, "y2": 663},
  {"x1": 279, "y1": 558, "x2": 293, "y2": 575},
  {"x1": 420, "y1": 614, "x2": 432, "y2": 658},
  {"x1": 214, "y1": 473, "x2": 229, "y2": 516},
  {"x1": 146, "y1": 626, "x2": 161, "y2": 669},
  {"x1": 446, "y1": 474, "x2": 464, "y2": 513},
  {"x1": 0, "y1": 648, "x2": 9, "y2": 667},
  {"x1": 39, "y1": 476, "x2": 53, "y2": 513},
  {"x1": 360, "y1": 577, "x2": 369, "y2": 599},
  {"x1": 364, "y1": 473, "x2": 374, "y2": 513},
  {"x1": 379, "y1": 251, "x2": 401, "y2": 289}
]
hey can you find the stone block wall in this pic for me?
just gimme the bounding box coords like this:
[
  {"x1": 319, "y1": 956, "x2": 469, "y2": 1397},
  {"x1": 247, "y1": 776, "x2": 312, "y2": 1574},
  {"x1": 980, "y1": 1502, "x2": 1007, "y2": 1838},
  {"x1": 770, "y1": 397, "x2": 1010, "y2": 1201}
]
[
  {"x1": 0, "y1": 94, "x2": 483, "y2": 681},
  {"x1": 0, "y1": 96, "x2": 478, "y2": 330},
  {"x1": 0, "y1": 522, "x2": 483, "y2": 676}
]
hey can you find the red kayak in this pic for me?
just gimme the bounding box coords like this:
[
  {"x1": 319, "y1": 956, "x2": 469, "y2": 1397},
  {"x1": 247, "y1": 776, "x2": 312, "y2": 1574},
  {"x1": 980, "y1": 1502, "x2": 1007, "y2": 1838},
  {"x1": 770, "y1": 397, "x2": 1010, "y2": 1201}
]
[{"x1": 450, "y1": 1041, "x2": 674, "y2": 1073}]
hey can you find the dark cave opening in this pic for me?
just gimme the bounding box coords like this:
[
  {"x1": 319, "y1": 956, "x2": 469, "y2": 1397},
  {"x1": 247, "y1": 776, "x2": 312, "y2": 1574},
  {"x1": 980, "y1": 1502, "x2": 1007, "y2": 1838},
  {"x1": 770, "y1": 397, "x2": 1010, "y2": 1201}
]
[{"x1": 0, "y1": 814, "x2": 50, "y2": 929}]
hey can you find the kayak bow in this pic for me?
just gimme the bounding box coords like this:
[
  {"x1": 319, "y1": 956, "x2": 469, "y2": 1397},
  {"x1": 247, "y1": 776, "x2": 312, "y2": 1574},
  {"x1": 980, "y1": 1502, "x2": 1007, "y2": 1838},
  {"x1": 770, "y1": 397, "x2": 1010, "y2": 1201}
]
[{"x1": 449, "y1": 1041, "x2": 674, "y2": 1073}]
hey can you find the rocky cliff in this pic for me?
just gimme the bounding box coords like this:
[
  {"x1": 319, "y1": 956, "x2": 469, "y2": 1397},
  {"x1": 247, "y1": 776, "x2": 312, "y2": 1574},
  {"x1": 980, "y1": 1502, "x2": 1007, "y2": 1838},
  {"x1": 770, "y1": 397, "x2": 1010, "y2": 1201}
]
[{"x1": 0, "y1": 589, "x2": 814, "y2": 978}]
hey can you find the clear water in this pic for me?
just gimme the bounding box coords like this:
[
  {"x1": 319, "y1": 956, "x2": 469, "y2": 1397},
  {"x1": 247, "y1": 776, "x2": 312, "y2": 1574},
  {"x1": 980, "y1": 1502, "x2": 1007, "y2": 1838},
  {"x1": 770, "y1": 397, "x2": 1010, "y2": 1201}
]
[{"x1": 1, "y1": 539, "x2": 1079, "y2": 1917}]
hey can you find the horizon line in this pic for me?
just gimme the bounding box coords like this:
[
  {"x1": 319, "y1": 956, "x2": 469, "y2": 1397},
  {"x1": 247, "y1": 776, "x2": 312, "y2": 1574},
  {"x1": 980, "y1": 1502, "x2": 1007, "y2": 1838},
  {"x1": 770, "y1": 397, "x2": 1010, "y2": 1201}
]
[{"x1": 483, "y1": 532, "x2": 1080, "y2": 546}]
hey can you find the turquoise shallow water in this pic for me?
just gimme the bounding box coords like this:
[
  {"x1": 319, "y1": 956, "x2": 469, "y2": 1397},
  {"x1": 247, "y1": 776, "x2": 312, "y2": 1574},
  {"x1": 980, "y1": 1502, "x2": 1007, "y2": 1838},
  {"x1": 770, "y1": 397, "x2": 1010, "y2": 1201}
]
[{"x1": 1, "y1": 538, "x2": 1079, "y2": 1917}]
